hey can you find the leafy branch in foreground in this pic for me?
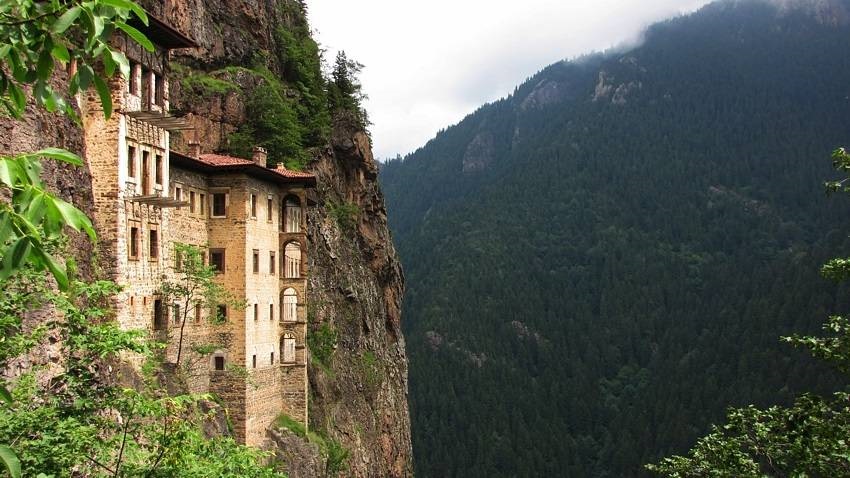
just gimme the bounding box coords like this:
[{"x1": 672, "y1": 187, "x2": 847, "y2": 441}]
[
  {"x1": 0, "y1": 149, "x2": 95, "y2": 291},
  {"x1": 0, "y1": 0, "x2": 152, "y2": 119}
]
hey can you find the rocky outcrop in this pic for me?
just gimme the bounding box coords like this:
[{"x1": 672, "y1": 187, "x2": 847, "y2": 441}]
[
  {"x1": 462, "y1": 131, "x2": 496, "y2": 173},
  {"x1": 302, "y1": 115, "x2": 412, "y2": 477}
]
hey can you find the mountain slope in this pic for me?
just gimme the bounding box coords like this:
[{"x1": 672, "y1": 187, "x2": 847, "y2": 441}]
[{"x1": 380, "y1": 0, "x2": 850, "y2": 476}]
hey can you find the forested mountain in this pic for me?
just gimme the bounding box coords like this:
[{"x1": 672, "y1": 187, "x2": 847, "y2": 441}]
[{"x1": 379, "y1": 0, "x2": 850, "y2": 476}]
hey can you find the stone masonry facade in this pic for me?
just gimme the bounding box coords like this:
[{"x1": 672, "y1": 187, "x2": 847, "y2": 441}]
[{"x1": 81, "y1": 17, "x2": 313, "y2": 447}]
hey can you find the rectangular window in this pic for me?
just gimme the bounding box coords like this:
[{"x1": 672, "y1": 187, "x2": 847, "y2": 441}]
[
  {"x1": 216, "y1": 304, "x2": 227, "y2": 322},
  {"x1": 127, "y1": 145, "x2": 136, "y2": 177},
  {"x1": 141, "y1": 151, "x2": 150, "y2": 194},
  {"x1": 194, "y1": 304, "x2": 201, "y2": 323},
  {"x1": 267, "y1": 197, "x2": 273, "y2": 222},
  {"x1": 149, "y1": 229, "x2": 159, "y2": 260},
  {"x1": 271, "y1": 352, "x2": 275, "y2": 364},
  {"x1": 129, "y1": 63, "x2": 139, "y2": 95},
  {"x1": 269, "y1": 251, "x2": 276, "y2": 275},
  {"x1": 200, "y1": 194, "x2": 206, "y2": 216},
  {"x1": 250, "y1": 194, "x2": 257, "y2": 218},
  {"x1": 210, "y1": 249, "x2": 225, "y2": 273},
  {"x1": 129, "y1": 226, "x2": 139, "y2": 259},
  {"x1": 269, "y1": 303, "x2": 274, "y2": 321},
  {"x1": 214, "y1": 356, "x2": 225, "y2": 371},
  {"x1": 172, "y1": 304, "x2": 180, "y2": 324},
  {"x1": 154, "y1": 72, "x2": 164, "y2": 106},
  {"x1": 252, "y1": 249, "x2": 259, "y2": 274},
  {"x1": 253, "y1": 303, "x2": 258, "y2": 321},
  {"x1": 189, "y1": 191, "x2": 196, "y2": 213},
  {"x1": 155, "y1": 154, "x2": 163, "y2": 185},
  {"x1": 252, "y1": 355, "x2": 257, "y2": 369},
  {"x1": 175, "y1": 186, "x2": 182, "y2": 201},
  {"x1": 212, "y1": 193, "x2": 226, "y2": 217}
]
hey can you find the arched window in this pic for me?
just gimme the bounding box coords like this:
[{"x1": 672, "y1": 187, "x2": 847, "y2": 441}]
[
  {"x1": 283, "y1": 288, "x2": 297, "y2": 322},
  {"x1": 284, "y1": 197, "x2": 301, "y2": 233},
  {"x1": 281, "y1": 334, "x2": 296, "y2": 364},
  {"x1": 284, "y1": 242, "x2": 301, "y2": 278}
]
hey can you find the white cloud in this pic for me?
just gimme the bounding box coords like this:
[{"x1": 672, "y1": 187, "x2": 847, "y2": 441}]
[{"x1": 306, "y1": 0, "x2": 713, "y2": 159}]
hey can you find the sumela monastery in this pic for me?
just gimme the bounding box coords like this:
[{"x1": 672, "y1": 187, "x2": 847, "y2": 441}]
[{"x1": 82, "y1": 14, "x2": 313, "y2": 446}]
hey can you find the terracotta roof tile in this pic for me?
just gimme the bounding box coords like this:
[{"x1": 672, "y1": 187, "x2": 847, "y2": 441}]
[
  {"x1": 197, "y1": 153, "x2": 253, "y2": 166},
  {"x1": 193, "y1": 153, "x2": 316, "y2": 182},
  {"x1": 274, "y1": 165, "x2": 315, "y2": 179}
]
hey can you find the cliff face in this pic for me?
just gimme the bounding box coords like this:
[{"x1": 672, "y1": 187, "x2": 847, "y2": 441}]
[
  {"x1": 304, "y1": 116, "x2": 411, "y2": 477},
  {"x1": 140, "y1": 1, "x2": 413, "y2": 476}
]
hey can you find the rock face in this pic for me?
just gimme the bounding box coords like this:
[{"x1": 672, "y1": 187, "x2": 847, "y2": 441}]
[{"x1": 303, "y1": 115, "x2": 411, "y2": 477}]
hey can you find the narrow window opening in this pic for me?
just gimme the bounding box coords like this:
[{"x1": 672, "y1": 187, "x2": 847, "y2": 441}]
[
  {"x1": 252, "y1": 249, "x2": 259, "y2": 274},
  {"x1": 210, "y1": 249, "x2": 225, "y2": 273},
  {"x1": 250, "y1": 194, "x2": 257, "y2": 218},
  {"x1": 212, "y1": 193, "x2": 226, "y2": 217},
  {"x1": 141, "y1": 151, "x2": 150, "y2": 194},
  {"x1": 149, "y1": 229, "x2": 159, "y2": 260},
  {"x1": 127, "y1": 145, "x2": 136, "y2": 178},
  {"x1": 270, "y1": 251, "x2": 276, "y2": 275},
  {"x1": 155, "y1": 154, "x2": 163, "y2": 185},
  {"x1": 129, "y1": 226, "x2": 139, "y2": 259},
  {"x1": 214, "y1": 356, "x2": 225, "y2": 371},
  {"x1": 267, "y1": 197, "x2": 273, "y2": 222},
  {"x1": 189, "y1": 191, "x2": 196, "y2": 213}
]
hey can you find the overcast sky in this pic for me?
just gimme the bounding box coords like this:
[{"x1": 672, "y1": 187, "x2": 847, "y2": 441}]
[{"x1": 306, "y1": 0, "x2": 713, "y2": 160}]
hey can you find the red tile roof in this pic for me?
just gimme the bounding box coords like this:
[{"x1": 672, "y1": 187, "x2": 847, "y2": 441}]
[
  {"x1": 171, "y1": 151, "x2": 315, "y2": 186},
  {"x1": 198, "y1": 153, "x2": 253, "y2": 166},
  {"x1": 273, "y1": 164, "x2": 315, "y2": 179}
]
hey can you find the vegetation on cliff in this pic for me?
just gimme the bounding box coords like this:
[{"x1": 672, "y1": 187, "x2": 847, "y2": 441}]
[{"x1": 380, "y1": 1, "x2": 850, "y2": 475}]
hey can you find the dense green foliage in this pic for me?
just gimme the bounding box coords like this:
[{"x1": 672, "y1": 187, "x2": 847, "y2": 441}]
[
  {"x1": 184, "y1": 1, "x2": 367, "y2": 169},
  {"x1": 380, "y1": 1, "x2": 850, "y2": 476},
  {"x1": 648, "y1": 149, "x2": 850, "y2": 476}
]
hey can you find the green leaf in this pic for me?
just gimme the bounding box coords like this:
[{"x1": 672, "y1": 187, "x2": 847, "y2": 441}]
[
  {"x1": 52, "y1": 198, "x2": 96, "y2": 240},
  {"x1": 102, "y1": 0, "x2": 148, "y2": 23},
  {"x1": 110, "y1": 50, "x2": 130, "y2": 79},
  {"x1": 51, "y1": 43, "x2": 70, "y2": 63},
  {"x1": 30, "y1": 246, "x2": 68, "y2": 290},
  {"x1": 34, "y1": 148, "x2": 82, "y2": 166},
  {"x1": 116, "y1": 22, "x2": 155, "y2": 52},
  {"x1": 93, "y1": 74, "x2": 112, "y2": 119},
  {"x1": 52, "y1": 6, "x2": 83, "y2": 34},
  {"x1": 0, "y1": 445, "x2": 20, "y2": 478}
]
